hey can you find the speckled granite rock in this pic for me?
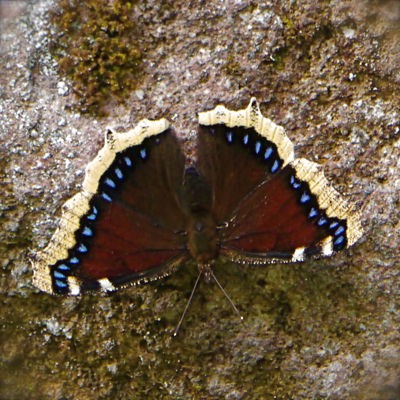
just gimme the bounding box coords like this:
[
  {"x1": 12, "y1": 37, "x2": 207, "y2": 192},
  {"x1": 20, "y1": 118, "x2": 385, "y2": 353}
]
[{"x1": 0, "y1": 1, "x2": 399, "y2": 399}]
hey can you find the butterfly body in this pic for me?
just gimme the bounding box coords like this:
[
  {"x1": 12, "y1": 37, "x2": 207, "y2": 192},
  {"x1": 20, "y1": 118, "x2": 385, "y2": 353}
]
[
  {"x1": 186, "y1": 212, "x2": 218, "y2": 266},
  {"x1": 181, "y1": 166, "x2": 218, "y2": 267},
  {"x1": 32, "y1": 99, "x2": 362, "y2": 296}
]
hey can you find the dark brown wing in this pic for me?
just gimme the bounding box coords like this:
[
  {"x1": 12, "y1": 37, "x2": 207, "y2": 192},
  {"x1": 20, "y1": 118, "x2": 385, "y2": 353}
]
[
  {"x1": 197, "y1": 100, "x2": 362, "y2": 265},
  {"x1": 33, "y1": 120, "x2": 189, "y2": 294}
]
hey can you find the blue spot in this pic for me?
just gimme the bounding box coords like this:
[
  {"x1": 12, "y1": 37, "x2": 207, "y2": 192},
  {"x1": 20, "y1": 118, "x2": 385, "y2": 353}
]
[
  {"x1": 329, "y1": 221, "x2": 339, "y2": 229},
  {"x1": 308, "y1": 208, "x2": 318, "y2": 218},
  {"x1": 255, "y1": 141, "x2": 262, "y2": 154},
  {"x1": 335, "y1": 226, "x2": 345, "y2": 236},
  {"x1": 87, "y1": 212, "x2": 96, "y2": 221},
  {"x1": 271, "y1": 159, "x2": 280, "y2": 173},
  {"x1": 105, "y1": 178, "x2": 116, "y2": 189},
  {"x1": 317, "y1": 216, "x2": 328, "y2": 226},
  {"x1": 115, "y1": 168, "x2": 123, "y2": 180},
  {"x1": 140, "y1": 148, "x2": 147, "y2": 159},
  {"x1": 294, "y1": 181, "x2": 302, "y2": 189},
  {"x1": 290, "y1": 175, "x2": 302, "y2": 189},
  {"x1": 55, "y1": 279, "x2": 67, "y2": 288},
  {"x1": 101, "y1": 192, "x2": 112, "y2": 202},
  {"x1": 264, "y1": 147, "x2": 273, "y2": 160},
  {"x1": 226, "y1": 131, "x2": 233, "y2": 143},
  {"x1": 243, "y1": 134, "x2": 249, "y2": 145},
  {"x1": 210, "y1": 127, "x2": 216, "y2": 134},
  {"x1": 77, "y1": 244, "x2": 88, "y2": 253},
  {"x1": 334, "y1": 235, "x2": 345, "y2": 247},
  {"x1": 124, "y1": 156, "x2": 132, "y2": 167},
  {"x1": 300, "y1": 192, "x2": 311, "y2": 204},
  {"x1": 58, "y1": 263, "x2": 70, "y2": 270},
  {"x1": 54, "y1": 270, "x2": 66, "y2": 279},
  {"x1": 82, "y1": 226, "x2": 93, "y2": 237},
  {"x1": 69, "y1": 257, "x2": 79, "y2": 265}
]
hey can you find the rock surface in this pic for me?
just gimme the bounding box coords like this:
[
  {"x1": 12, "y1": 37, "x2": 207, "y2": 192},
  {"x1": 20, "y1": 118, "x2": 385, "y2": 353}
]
[{"x1": 0, "y1": 1, "x2": 399, "y2": 399}]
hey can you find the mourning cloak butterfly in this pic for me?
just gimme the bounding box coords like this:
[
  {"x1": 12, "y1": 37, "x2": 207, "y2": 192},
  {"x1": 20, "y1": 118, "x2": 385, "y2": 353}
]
[{"x1": 32, "y1": 99, "x2": 362, "y2": 296}]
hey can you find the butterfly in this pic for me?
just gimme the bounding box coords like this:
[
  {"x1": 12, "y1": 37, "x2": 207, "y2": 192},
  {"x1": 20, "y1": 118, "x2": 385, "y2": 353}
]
[{"x1": 32, "y1": 99, "x2": 362, "y2": 299}]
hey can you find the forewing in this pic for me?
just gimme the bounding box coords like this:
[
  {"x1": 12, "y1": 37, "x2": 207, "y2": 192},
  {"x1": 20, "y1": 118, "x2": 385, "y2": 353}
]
[
  {"x1": 197, "y1": 99, "x2": 294, "y2": 224},
  {"x1": 33, "y1": 120, "x2": 188, "y2": 294}
]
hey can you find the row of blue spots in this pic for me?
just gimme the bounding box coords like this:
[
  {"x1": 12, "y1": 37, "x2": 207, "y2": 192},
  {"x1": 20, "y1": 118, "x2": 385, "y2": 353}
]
[
  {"x1": 101, "y1": 164, "x2": 121, "y2": 202},
  {"x1": 51, "y1": 228, "x2": 92, "y2": 289},
  {"x1": 52, "y1": 201, "x2": 102, "y2": 291},
  {"x1": 53, "y1": 247, "x2": 87, "y2": 289},
  {"x1": 289, "y1": 175, "x2": 302, "y2": 189},
  {"x1": 52, "y1": 244, "x2": 90, "y2": 291},
  {"x1": 290, "y1": 174, "x2": 315, "y2": 210},
  {"x1": 251, "y1": 139, "x2": 281, "y2": 173},
  {"x1": 53, "y1": 262, "x2": 70, "y2": 290},
  {"x1": 308, "y1": 202, "x2": 346, "y2": 248},
  {"x1": 100, "y1": 146, "x2": 147, "y2": 203},
  {"x1": 329, "y1": 220, "x2": 346, "y2": 249},
  {"x1": 52, "y1": 223, "x2": 92, "y2": 288},
  {"x1": 290, "y1": 174, "x2": 324, "y2": 224},
  {"x1": 124, "y1": 145, "x2": 148, "y2": 166},
  {"x1": 224, "y1": 130, "x2": 282, "y2": 174},
  {"x1": 289, "y1": 172, "x2": 347, "y2": 249}
]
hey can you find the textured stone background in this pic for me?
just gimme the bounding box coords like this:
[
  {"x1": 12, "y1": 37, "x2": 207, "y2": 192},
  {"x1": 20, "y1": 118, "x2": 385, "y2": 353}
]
[{"x1": 1, "y1": 1, "x2": 399, "y2": 399}]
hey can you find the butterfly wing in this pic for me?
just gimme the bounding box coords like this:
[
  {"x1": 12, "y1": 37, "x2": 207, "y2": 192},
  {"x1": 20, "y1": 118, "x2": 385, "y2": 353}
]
[
  {"x1": 197, "y1": 99, "x2": 362, "y2": 265},
  {"x1": 33, "y1": 119, "x2": 188, "y2": 294},
  {"x1": 220, "y1": 160, "x2": 362, "y2": 264},
  {"x1": 197, "y1": 103, "x2": 293, "y2": 223}
]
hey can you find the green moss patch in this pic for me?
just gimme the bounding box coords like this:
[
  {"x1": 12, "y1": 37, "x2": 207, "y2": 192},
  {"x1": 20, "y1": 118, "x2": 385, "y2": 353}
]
[{"x1": 50, "y1": 0, "x2": 142, "y2": 115}]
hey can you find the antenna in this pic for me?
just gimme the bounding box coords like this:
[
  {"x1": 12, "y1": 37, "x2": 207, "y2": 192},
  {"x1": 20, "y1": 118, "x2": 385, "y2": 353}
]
[
  {"x1": 173, "y1": 270, "x2": 203, "y2": 337},
  {"x1": 209, "y1": 270, "x2": 243, "y2": 321},
  {"x1": 173, "y1": 269, "x2": 244, "y2": 336}
]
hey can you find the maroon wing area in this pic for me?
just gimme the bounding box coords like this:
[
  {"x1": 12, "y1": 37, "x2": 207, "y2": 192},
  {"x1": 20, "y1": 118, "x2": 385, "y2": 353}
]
[
  {"x1": 220, "y1": 165, "x2": 330, "y2": 261},
  {"x1": 197, "y1": 124, "x2": 284, "y2": 224},
  {"x1": 51, "y1": 130, "x2": 188, "y2": 293},
  {"x1": 77, "y1": 201, "x2": 186, "y2": 280}
]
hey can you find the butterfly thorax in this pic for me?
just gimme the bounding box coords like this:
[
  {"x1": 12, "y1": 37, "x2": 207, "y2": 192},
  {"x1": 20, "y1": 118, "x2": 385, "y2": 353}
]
[
  {"x1": 182, "y1": 166, "x2": 218, "y2": 265},
  {"x1": 186, "y1": 212, "x2": 218, "y2": 266}
]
